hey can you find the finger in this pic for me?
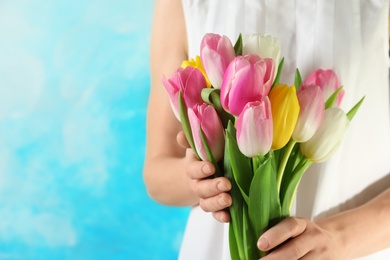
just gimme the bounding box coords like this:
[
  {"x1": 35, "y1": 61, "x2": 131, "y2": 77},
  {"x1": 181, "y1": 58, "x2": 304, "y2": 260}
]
[
  {"x1": 257, "y1": 217, "x2": 308, "y2": 252},
  {"x1": 185, "y1": 147, "x2": 199, "y2": 164},
  {"x1": 193, "y1": 177, "x2": 231, "y2": 199},
  {"x1": 177, "y1": 131, "x2": 190, "y2": 148},
  {"x1": 261, "y1": 234, "x2": 312, "y2": 260},
  {"x1": 199, "y1": 192, "x2": 232, "y2": 213},
  {"x1": 212, "y1": 209, "x2": 231, "y2": 223},
  {"x1": 187, "y1": 160, "x2": 215, "y2": 179},
  {"x1": 185, "y1": 146, "x2": 198, "y2": 161},
  {"x1": 299, "y1": 251, "x2": 316, "y2": 260},
  {"x1": 272, "y1": 223, "x2": 333, "y2": 260}
]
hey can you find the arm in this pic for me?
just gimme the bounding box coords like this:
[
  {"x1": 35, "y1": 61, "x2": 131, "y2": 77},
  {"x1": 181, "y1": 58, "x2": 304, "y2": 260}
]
[
  {"x1": 257, "y1": 186, "x2": 390, "y2": 259},
  {"x1": 144, "y1": 0, "x2": 195, "y2": 206},
  {"x1": 144, "y1": 0, "x2": 231, "y2": 208}
]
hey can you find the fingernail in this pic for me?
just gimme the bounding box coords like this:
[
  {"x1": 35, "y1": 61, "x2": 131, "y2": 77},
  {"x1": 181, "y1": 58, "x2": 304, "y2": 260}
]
[
  {"x1": 202, "y1": 164, "x2": 213, "y2": 175},
  {"x1": 257, "y1": 237, "x2": 269, "y2": 250},
  {"x1": 217, "y1": 181, "x2": 228, "y2": 191},
  {"x1": 218, "y1": 197, "x2": 228, "y2": 206},
  {"x1": 220, "y1": 215, "x2": 229, "y2": 223}
]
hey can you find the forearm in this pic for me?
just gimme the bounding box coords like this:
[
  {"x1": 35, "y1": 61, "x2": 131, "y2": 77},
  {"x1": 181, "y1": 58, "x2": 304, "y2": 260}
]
[{"x1": 317, "y1": 187, "x2": 390, "y2": 259}]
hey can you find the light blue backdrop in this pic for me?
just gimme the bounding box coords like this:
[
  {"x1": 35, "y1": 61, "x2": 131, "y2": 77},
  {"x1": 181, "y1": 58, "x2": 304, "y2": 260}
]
[{"x1": 0, "y1": 1, "x2": 190, "y2": 259}]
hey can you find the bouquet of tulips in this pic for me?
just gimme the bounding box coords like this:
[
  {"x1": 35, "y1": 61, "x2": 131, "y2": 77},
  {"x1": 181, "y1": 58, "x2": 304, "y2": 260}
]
[{"x1": 162, "y1": 33, "x2": 363, "y2": 259}]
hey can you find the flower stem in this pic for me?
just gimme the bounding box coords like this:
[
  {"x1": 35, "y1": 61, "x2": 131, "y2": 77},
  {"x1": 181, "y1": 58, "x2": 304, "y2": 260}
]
[
  {"x1": 252, "y1": 156, "x2": 259, "y2": 172},
  {"x1": 276, "y1": 139, "x2": 296, "y2": 192}
]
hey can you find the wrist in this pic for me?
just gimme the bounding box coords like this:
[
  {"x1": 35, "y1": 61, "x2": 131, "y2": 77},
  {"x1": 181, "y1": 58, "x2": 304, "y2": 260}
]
[{"x1": 315, "y1": 213, "x2": 352, "y2": 259}]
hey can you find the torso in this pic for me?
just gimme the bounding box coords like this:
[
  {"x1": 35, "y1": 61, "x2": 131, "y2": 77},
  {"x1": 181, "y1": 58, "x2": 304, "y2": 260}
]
[{"x1": 180, "y1": 1, "x2": 390, "y2": 259}]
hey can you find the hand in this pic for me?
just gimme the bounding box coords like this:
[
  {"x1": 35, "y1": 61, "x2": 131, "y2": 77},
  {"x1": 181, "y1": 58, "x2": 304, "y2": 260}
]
[
  {"x1": 257, "y1": 217, "x2": 344, "y2": 260},
  {"x1": 177, "y1": 131, "x2": 232, "y2": 222}
]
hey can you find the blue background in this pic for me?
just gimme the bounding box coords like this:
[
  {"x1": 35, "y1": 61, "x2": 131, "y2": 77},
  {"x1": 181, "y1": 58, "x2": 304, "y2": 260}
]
[{"x1": 0, "y1": 1, "x2": 190, "y2": 259}]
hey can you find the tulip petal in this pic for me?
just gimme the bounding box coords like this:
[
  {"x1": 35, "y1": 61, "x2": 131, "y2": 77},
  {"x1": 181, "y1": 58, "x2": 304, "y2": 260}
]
[
  {"x1": 304, "y1": 69, "x2": 344, "y2": 107},
  {"x1": 200, "y1": 33, "x2": 235, "y2": 89},
  {"x1": 182, "y1": 68, "x2": 207, "y2": 108},
  {"x1": 201, "y1": 105, "x2": 225, "y2": 161},
  {"x1": 218, "y1": 35, "x2": 236, "y2": 64},
  {"x1": 162, "y1": 67, "x2": 206, "y2": 121},
  {"x1": 162, "y1": 75, "x2": 180, "y2": 120},
  {"x1": 243, "y1": 34, "x2": 281, "y2": 67},
  {"x1": 201, "y1": 46, "x2": 226, "y2": 88},
  {"x1": 260, "y1": 58, "x2": 275, "y2": 95},
  {"x1": 300, "y1": 108, "x2": 350, "y2": 162},
  {"x1": 292, "y1": 85, "x2": 325, "y2": 142},
  {"x1": 228, "y1": 64, "x2": 261, "y2": 116},
  {"x1": 236, "y1": 99, "x2": 273, "y2": 157},
  {"x1": 188, "y1": 106, "x2": 204, "y2": 160},
  {"x1": 188, "y1": 104, "x2": 225, "y2": 161},
  {"x1": 221, "y1": 55, "x2": 269, "y2": 116},
  {"x1": 269, "y1": 84, "x2": 300, "y2": 150}
]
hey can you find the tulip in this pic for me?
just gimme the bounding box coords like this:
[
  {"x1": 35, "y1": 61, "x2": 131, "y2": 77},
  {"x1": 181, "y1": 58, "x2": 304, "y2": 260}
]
[
  {"x1": 236, "y1": 98, "x2": 273, "y2": 157},
  {"x1": 188, "y1": 103, "x2": 225, "y2": 161},
  {"x1": 300, "y1": 107, "x2": 350, "y2": 162},
  {"x1": 292, "y1": 84, "x2": 325, "y2": 142},
  {"x1": 220, "y1": 54, "x2": 275, "y2": 116},
  {"x1": 200, "y1": 33, "x2": 235, "y2": 89},
  {"x1": 162, "y1": 66, "x2": 206, "y2": 120},
  {"x1": 303, "y1": 69, "x2": 344, "y2": 107},
  {"x1": 243, "y1": 34, "x2": 281, "y2": 71},
  {"x1": 181, "y1": 55, "x2": 211, "y2": 88},
  {"x1": 269, "y1": 84, "x2": 300, "y2": 150}
]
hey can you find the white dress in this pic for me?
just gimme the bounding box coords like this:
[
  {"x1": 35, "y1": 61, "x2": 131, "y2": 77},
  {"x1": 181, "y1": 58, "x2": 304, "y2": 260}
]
[{"x1": 179, "y1": 1, "x2": 390, "y2": 259}]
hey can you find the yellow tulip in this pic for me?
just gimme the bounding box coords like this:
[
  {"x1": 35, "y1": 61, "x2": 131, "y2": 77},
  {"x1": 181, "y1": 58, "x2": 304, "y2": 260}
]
[
  {"x1": 181, "y1": 55, "x2": 211, "y2": 88},
  {"x1": 269, "y1": 84, "x2": 300, "y2": 150}
]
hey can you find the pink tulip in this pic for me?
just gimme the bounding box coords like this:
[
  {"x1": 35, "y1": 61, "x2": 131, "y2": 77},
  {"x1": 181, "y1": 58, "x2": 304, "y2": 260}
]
[
  {"x1": 303, "y1": 69, "x2": 344, "y2": 107},
  {"x1": 188, "y1": 103, "x2": 225, "y2": 161},
  {"x1": 200, "y1": 33, "x2": 235, "y2": 89},
  {"x1": 292, "y1": 84, "x2": 325, "y2": 142},
  {"x1": 162, "y1": 66, "x2": 206, "y2": 121},
  {"x1": 236, "y1": 98, "x2": 273, "y2": 157},
  {"x1": 220, "y1": 54, "x2": 275, "y2": 116}
]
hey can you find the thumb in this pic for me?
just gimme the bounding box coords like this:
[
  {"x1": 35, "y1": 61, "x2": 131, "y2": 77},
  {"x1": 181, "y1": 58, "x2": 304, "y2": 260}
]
[{"x1": 177, "y1": 131, "x2": 191, "y2": 149}]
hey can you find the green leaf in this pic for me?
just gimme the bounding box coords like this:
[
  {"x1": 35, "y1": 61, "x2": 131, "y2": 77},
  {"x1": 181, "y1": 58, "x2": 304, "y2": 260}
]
[
  {"x1": 276, "y1": 140, "x2": 297, "y2": 192},
  {"x1": 224, "y1": 137, "x2": 246, "y2": 259},
  {"x1": 200, "y1": 88, "x2": 235, "y2": 128},
  {"x1": 199, "y1": 127, "x2": 222, "y2": 177},
  {"x1": 325, "y1": 86, "x2": 343, "y2": 109},
  {"x1": 210, "y1": 90, "x2": 223, "y2": 111},
  {"x1": 294, "y1": 68, "x2": 302, "y2": 91},
  {"x1": 271, "y1": 57, "x2": 285, "y2": 89},
  {"x1": 234, "y1": 33, "x2": 243, "y2": 56},
  {"x1": 201, "y1": 88, "x2": 215, "y2": 105},
  {"x1": 280, "y1": 158, "x2": 312, "y2": 216},
  {"x1": 248, "y1": 157, "x2": 281, "y2": 256},
  {"x1": 242, "y1": 207, "x2": 250, "y2": 260},
  {"x1": 179, "y1": 91, "x2": 199, "y2": 159},
  {"x1": 211, "y1": 91, "x2": 235, "y2": 128},
  {"x1": 279, "y1": 144, "x2": 303, "y2": 204},
  {"x1": 226, "y1": 121, "x2": 252, "y2": 203},
  {"x1": 347, "y1": 96, "x2": 365, "y2": 121},
  {"x1": 242, "y1": 206, "x2": 259, "y2": 260},
  {"x1": 228, "y1": 222, "x2": 240, "y2": 260}
]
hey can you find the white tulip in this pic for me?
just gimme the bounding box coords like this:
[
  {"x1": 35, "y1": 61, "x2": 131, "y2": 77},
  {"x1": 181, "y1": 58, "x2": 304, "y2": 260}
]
[
  {"x1": 243, "y1": 34, "x2": 281, "y2": 69},
  {"x1": 300, "y1": 108, "x2": 350, "y2": 162}
]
